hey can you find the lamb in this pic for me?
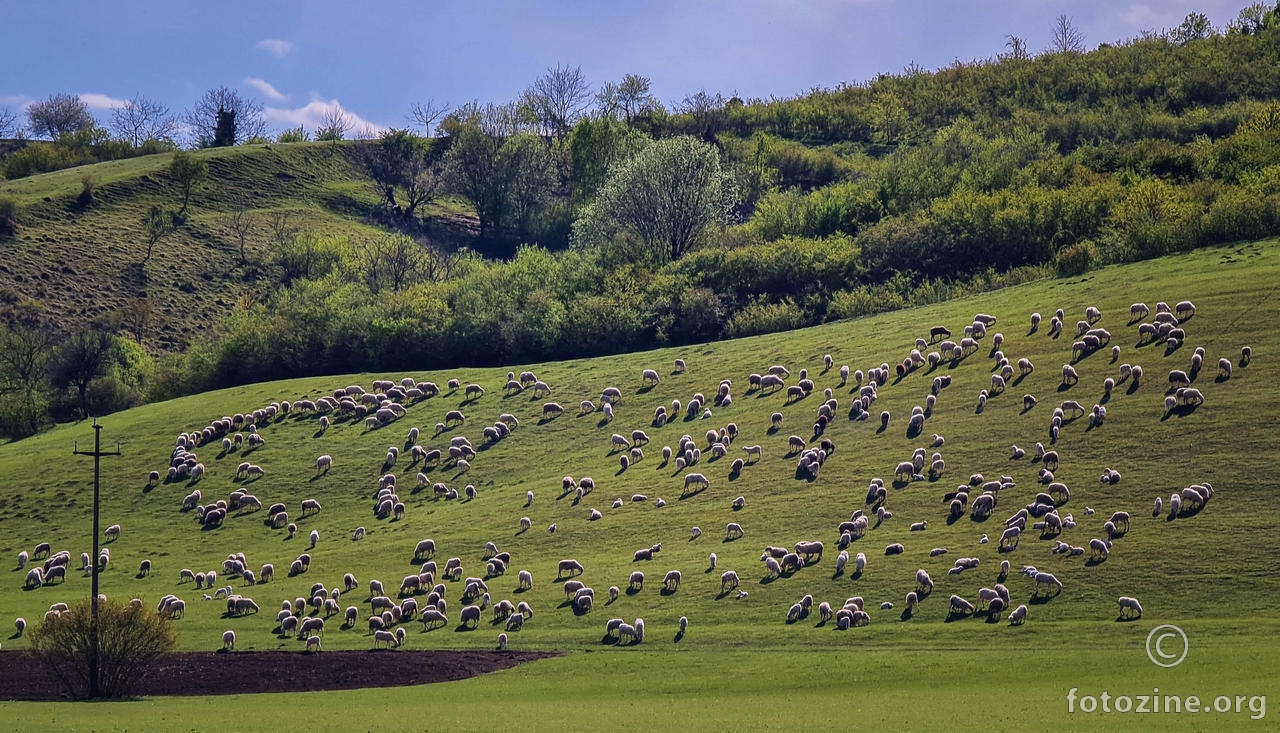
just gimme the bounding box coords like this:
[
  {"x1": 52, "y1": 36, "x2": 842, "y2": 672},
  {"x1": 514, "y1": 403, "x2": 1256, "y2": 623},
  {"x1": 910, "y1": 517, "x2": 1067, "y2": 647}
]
[{"x1": 1117, "y1": 596, "x2": 1144, "y2": 619}]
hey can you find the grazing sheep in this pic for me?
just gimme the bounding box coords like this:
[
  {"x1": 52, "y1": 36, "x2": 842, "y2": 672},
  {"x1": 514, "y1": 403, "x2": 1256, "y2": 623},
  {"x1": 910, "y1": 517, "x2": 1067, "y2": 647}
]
[
  {"x1": 557, "y1": 559, "x2": 584, "y2": 579},
  {"x1": 725, "y1": 522, "x2": 744, "y2": 540},
  {"x1": 1118, "y1": 596, "x2": 1143, "y2": 619},
  {"x1": 720, "y1": 570, "x2": 739, "y2": 593},
  {"x1": 709, "y1": 553, "x2": 717, "y2": 570},
  {"x1": 854, "y1": 553, "x2": 866, "y2": 574}
]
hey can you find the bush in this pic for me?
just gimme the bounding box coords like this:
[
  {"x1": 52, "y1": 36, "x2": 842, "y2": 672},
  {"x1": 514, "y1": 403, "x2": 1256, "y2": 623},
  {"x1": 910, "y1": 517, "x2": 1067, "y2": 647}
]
[
  {"x1": 0, "y1": 195, "x2": 18, "y2": 235},
  {"x1": 723, "y1": 297, "x2": 806, "y2": 338},
  {"x1": 1054, "y1": 240, "x2": 1099, "y2": 277},
  {"x1": 77, "y1": 175, "x2": 96, "y2": 206},
  {"x1": 28, "y1": 597, "x2": 178, "y2": 699}
]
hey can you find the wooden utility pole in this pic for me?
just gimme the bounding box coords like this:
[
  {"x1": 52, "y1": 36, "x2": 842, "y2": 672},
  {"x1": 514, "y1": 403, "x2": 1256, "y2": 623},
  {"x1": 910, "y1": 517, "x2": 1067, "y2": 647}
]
[{"x1": 73, "y1": 419, "x2": 120, "y2": 699}]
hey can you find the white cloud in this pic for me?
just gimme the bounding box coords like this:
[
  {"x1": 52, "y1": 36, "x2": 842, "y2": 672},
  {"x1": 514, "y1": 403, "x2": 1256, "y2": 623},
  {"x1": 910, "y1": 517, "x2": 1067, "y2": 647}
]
[
  {"x1": 245, "y1": 77, "x2": 289, "y2": 102},
  {"x1": 265, "y1": 95, "x2": 386, "y2": 136},
  {"x1": 79, "y1": 92, "x2": 128, "y2": 110},
  {"x1": 257, "y1": 38, "x2": 293, "y2": 58}
]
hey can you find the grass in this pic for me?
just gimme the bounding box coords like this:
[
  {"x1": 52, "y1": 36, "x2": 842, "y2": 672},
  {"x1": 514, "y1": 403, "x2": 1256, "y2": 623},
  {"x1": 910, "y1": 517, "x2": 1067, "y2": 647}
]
[{"x1": 0, "y1": 238, "x2": 1278, "y2": 727}]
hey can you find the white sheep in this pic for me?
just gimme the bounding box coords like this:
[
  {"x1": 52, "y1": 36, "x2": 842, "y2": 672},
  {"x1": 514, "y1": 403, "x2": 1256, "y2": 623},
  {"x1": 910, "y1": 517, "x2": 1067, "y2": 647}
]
[
  {"x1": 222, "y1": 629, "x2": 235, "y2": 650},
  {"x1": 1117, "y1": 596, "x2": 1143, "y2": 619}
]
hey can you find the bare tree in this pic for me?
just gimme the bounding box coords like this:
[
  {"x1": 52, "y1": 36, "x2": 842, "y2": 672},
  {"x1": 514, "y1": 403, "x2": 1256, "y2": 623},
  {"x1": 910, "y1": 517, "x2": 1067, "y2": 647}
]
[
  {"x1": 675, "y1": 89, "x2": 727, "y2": 134},
  {"x1": 316, "y1": 107, "x2": 350, "y2": 141},
  {"x1": 223, "y1": 199, "x2": 255, "y2": 265},
  {"x1": 0, "y1": 106, "x2": 19, "y2": 138},
  {"x1": 1050, "y1": 14, "x2": 1086, "y2": 53},
  {"x1": 523, "y1": 64, "x2": 592, "y2": 140},
  {"x1": 1002, "y1": 35, "x2": 1030, "y2": 61},
  {"x1": 26, "y1": 94, "x2": 95, "y2": 140},
  {"x1": 115, "y1": 298, "x2": 156, "y2": 346},
  {"x1": 421, "y1": 241, "x2": 465, "y2": 283},
  {"x1": 110, "y1": 94, "x2": 176, "y2": 147},
  {"x1": 268, "y1": 211, "x2": 299, "y2": 250},
  {"x1": 0, "y1": 312, "x2": 57, "y2": 392},
  {"x1": 357, "y1": 234, "x2": 423, "y2": 293},
  {"x1": 183, "y1": 86, "x2": 267, "y2": 148},
  {"x1": 407, "y1": 99, "x2": 450, "y2": 136}
]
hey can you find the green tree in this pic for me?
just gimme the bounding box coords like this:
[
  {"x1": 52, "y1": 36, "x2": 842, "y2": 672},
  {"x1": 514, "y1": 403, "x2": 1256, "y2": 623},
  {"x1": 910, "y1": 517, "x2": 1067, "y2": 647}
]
[
  {"x1": 443, "y1": 114, "x2": 553, "y2": 245},
  {"x1": 28, "y1": 597, "x2": 178, "y2": 699},
  {"x1": 357, "y1": 129, "x2": 444, "y2": 221},
  {"x1": 142, "y1": 205, "x2": 176, "y2": 262},
  {"x1": 52, "y1": 328, "x2": 115, "y2": 418},
  {"x1": 168, "y1": 151, "x2": 207, "y2": 216},
  {"x1": 573, "y1": 135, "x2": 737, "y2": 265}
]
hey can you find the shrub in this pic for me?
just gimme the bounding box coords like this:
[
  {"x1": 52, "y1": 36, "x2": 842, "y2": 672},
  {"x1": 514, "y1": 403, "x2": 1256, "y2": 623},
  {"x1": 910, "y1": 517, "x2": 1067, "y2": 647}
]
[
  {"x1": 723, "y1": 297, "x2": 806, "y2": 338},
  {"x1": 1054, "y1": 240, "x2": 1099, "y2": 277},
  {"x1": 77, "y1": 175, "x2": 96, "y2": 206},
  {"x1": 0, "y1": 195, "x2": 18, "y2": 235},
  {"x1": 28, "y1": 597, "x2": 178, "y2": 699}
]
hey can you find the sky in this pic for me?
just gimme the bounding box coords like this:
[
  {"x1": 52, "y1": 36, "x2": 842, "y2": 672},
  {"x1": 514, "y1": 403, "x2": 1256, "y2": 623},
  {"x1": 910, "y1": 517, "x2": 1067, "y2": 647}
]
[{"x1": 0, "y1": 0, "x2": 1250, "y2": 140}]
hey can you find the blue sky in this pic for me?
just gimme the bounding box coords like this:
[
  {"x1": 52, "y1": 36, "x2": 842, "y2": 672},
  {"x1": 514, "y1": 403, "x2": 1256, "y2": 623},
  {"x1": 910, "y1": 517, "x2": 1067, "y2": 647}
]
[{"x1": 0, "y1": 0, "x2": 1248, "y2": 139}]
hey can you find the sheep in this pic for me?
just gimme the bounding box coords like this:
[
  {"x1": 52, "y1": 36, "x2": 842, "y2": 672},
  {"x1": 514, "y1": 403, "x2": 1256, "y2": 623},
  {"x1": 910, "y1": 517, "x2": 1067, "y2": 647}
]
[
  {"x1": 771, "y1": 412, "x2": 784, "y2": 428},
  {"x1": 557, "y1": 559, "x2": 584, "y2": 579},
  {"x1": 301, "y1": 498, "x2": 323, "y2": 516},
  {"x1": 1033, "y1": 572, "x2": 1063, "y2": 595},
  {"x1": 683, "y1": 473, "x2": 710, "y2": 491},
  {"x1": 731, "y1": 495, "x2": 746, "y2": 510},
  {"x1": 662, "y1": 569, "x2": 682, "y2": 592},
  {"x1": 720, "y1": 570, "x2": 740, "y2": 593},
  {"x1": 1118, "y1": 596, "x2": 1144, "y2": 619},
  {"x1": 854, "y1": 553, "x2": 866, "y2": 575},
  {"x1": 1008, "y1": 604, "x2": 1028, "y2": 625},
  {"x1": 725, "y1": 522, "x2": 745, "y2": 540},
  {"x1": 105, "y1": 524, "x2": 122, "y2": 541},
  {"x1": 305, "y1": 635, "x2": 323, "y2": 652},
  {"x1": 1061, "y1": 365, "x2": 1078, "y2": 386},
  {"x1": 1175, "y1": 300, "x2": 1196, "y2": 318},
  {"x1": 911, "y1": 568, "x2": 935, "y2": 595},
  {"x1": 949, "y1": 595, "x2": 976, "y2": 615},
  {"x1": 884, "y1": 543, "x2": 904, "y2": 555}
]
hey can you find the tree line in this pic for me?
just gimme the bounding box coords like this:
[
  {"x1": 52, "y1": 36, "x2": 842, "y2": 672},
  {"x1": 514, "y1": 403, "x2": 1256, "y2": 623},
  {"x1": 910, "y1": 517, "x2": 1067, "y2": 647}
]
[{"x1": 3, "y1": 5, "x2": 1280, "y2": 438}]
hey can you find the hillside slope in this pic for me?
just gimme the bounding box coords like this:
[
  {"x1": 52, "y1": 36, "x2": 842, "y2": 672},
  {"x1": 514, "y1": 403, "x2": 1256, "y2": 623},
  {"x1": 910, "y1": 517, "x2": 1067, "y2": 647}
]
[
  {"x1": 0, "y1": 236, "x2": 1275, "y2": 664},
  {"x1": 0, "y1": 143, "x2": 439, "y2": 350}
]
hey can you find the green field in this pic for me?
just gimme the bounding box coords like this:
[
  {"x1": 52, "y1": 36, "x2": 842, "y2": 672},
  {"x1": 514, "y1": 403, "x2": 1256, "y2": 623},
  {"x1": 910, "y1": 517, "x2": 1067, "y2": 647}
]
[{"x1": 1, "y1": 239, "x2": 1277, "y2": 728}]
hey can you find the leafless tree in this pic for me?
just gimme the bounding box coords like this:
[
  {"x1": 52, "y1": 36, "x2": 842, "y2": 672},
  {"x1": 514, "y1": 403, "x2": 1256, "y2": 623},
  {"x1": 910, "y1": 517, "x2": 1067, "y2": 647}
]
[
  {"x1": 357, "y1": 234, "x2": 423, "y2": 292},
  {"x1": 316, "y1": 107, "x2": 351, "y2": 141},
  {"x1": 26, "y1": 94, "x2": 95, "y2": 140},
  {"x1": 1050, "y1": 14, "x2": 1086, "y2": 53},
  {"x1": 115, "y1": 298, "x2": 156, "y2": 346},
  {"x1": 523, "y1": 64, "x2": 592, "y2": 140},
  {"x1": 421, "y1": 241, "x2": 465, "y2": 283},
  {"x1": 675, "y1": 89, "x2": 726, "y2": 134},
  {"x1": 0, "y1": 106, "x2": 19, "y2": 138},
  {"x1": 407, "y1": 99, "x2": 450, "y2": 136},
  {"x1": 0, "y1": 311, "x2": 57, "y2": 391},
  {"x1": 1002, "y1": 35, "x2": 1030, "y2": 61},
  {"x1": 268, "y1": 211, "x2": 299, "y2": 250},
  {"x1": 110, "y1": 94, "x2": 177, "y2": 146},
  {"x1": 223, "y1": 199, "x2": 255, "y2": 265},
  {"x1": 183, "y1": 86, "x2": 267, "y2": 147}
]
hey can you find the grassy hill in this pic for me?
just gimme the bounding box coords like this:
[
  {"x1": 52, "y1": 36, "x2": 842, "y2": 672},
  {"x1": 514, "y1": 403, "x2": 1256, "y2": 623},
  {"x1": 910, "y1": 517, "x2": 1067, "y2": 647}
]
[
  {"x1": 0, "y1": 143, "x2": 468, "y2": 351},
  {"x1": 0, "y1": 238, "x2": 1277, "y2": 727}
]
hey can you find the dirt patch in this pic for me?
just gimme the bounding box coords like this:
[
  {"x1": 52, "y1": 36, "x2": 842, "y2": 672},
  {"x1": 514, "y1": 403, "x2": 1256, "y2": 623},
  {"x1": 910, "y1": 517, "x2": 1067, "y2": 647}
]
[{"x1": 0, "y1": 649, "x2": 557, "y2": 700}]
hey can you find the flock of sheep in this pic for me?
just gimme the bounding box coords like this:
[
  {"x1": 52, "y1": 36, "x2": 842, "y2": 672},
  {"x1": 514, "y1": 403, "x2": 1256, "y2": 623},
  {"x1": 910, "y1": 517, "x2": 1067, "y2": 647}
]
[{"x1": 11, "y1": 294, "x2": 1249, "y2": 653}]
